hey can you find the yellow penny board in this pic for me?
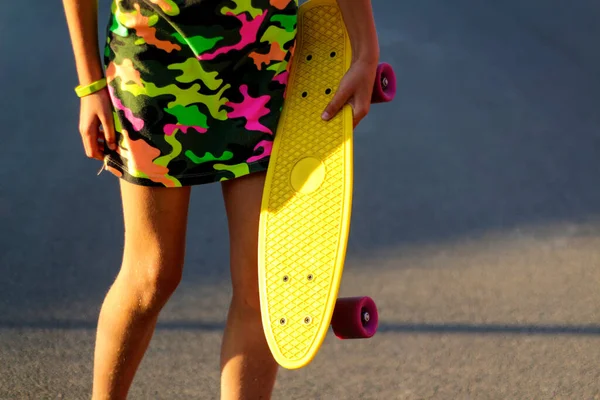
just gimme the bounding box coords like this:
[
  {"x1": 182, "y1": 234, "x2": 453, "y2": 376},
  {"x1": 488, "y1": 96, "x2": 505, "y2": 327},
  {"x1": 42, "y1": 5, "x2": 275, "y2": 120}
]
[{"x1": 258, "y1": 0, "x2": 353, "y2": 370}]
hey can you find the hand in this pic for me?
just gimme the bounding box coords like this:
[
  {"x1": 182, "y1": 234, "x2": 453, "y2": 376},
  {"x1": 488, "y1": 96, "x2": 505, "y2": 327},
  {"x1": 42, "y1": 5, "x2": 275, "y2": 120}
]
[
  {"x1": 321, "y1": 58, "x2": 378, "y2": 128},
  {"x1": 78, "y1": 88, "x2": 117, "y2": 160}
]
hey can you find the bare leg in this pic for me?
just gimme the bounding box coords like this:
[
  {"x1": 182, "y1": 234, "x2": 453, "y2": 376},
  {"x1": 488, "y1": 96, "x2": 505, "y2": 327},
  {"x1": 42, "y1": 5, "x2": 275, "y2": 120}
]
[
  {"x1": 92, "y1": 181, "x2": 191, "y2": 400},
  {"x1": 220, "y1": 172, "x2": 278, "y2": 400}
]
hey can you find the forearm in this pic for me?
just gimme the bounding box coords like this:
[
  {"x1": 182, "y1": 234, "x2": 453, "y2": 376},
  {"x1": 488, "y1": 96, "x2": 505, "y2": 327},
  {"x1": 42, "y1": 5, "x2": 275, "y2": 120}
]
[
  {"x1": 62, "y1": 0, "x2": 103, "y2": 85},
  {"x1": 337, "y1": 0, "x2": 379, "y2": 63}
]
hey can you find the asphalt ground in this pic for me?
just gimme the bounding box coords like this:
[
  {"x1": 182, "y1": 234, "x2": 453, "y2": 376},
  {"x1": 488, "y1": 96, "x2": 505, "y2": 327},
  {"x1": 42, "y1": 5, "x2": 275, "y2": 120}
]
[{"x1": 1, "y1": 0, "x2": 600, "y2": 398}]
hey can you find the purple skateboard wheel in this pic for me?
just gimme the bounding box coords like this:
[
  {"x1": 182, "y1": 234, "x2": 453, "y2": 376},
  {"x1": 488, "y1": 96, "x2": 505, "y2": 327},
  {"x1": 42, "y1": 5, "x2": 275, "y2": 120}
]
[
  {"x1": 331, "y1": 297, "x2": 379, "y2": 339},
  {"x1": 371, "y1": 62, "x2": 397, "y2": 104}
]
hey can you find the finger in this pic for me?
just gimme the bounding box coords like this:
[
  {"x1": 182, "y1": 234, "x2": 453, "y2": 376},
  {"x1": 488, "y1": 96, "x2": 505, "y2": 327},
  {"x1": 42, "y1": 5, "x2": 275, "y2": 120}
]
[
  {"x1": 80, "y1": 123, "x2": 103, "y2": 160},
  {"x1": 348, "y1": 95, "x2": 370, "y2": 128},
  {"x1": 322, "y1": 80, "x2": 354, "y2": 121},
  {"x1": 352, "y1": 102, "x2": 370, "y2": 128},
  {"x1": 99, "y1": 111, "x2": 117, "y2": 151},
  {"x1": 91, "y1": 134, "x2": 105, "y2": 160},
  {"x1": 86, "y1": 132, "x2": 104, "y2": 160},
  {"x1": 79, "y1": 122, "x2": 94, "y2": 158}
]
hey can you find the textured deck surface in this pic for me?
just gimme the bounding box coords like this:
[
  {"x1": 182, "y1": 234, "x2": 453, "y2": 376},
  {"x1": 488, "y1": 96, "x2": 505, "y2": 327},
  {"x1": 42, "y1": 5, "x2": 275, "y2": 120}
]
[{"x1": 258, "y1": 0, "x2": 354, "y2": 370}]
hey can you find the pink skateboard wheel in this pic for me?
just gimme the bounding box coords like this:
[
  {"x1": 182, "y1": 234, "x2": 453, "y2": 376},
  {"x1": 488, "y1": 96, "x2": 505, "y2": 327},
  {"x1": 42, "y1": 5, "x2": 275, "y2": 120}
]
[
  {"x1": 371, "y1": 62, "x2": 397, "y2": 104},
  {"x1": 331, "y1": 297, "x2": 379, "y2": 339}
]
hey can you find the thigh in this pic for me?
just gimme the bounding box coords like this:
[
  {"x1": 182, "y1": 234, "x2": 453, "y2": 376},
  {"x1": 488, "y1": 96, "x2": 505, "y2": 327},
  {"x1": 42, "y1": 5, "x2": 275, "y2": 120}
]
[
  {"x1": 221, "y1": 172, "x2": 266, "y2": 299},
  {"x1": 120, "y1": 180, "x2": 191, "y2": 267}
]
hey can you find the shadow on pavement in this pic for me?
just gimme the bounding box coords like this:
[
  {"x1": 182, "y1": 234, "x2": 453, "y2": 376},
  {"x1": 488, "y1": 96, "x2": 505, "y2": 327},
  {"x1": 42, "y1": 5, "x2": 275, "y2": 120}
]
[
  {"x1": 377, "y1": 322, "x2": 600, "y2": 336},
  {"x1": 3, "y1": 319, "x2": 600, "y2": 336}
]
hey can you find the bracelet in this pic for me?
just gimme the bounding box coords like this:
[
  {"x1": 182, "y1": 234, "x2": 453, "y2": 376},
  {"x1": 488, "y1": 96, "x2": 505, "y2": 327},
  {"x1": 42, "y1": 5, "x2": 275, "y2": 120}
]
[{"x1": 74, "y1": 78, "x2": 107, "y2": 98}]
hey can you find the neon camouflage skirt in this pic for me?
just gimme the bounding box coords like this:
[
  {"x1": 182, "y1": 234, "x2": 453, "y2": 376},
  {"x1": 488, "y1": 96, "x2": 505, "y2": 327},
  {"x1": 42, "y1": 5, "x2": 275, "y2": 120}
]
[{"x1": 102, "y1": 0, "x2": 298, "y2": 187}]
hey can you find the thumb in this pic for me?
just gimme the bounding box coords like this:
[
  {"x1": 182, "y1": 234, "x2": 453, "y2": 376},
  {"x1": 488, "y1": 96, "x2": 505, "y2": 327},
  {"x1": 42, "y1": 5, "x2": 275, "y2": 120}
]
[{"x1": 99, "y1": 110, "x2": 117, "y2": 151}]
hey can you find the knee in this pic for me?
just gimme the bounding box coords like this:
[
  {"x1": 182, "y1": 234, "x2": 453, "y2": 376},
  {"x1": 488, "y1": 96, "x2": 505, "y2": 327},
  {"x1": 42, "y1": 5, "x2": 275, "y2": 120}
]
[{"x1": 121, "y1": 254, "x2": 183, "y2": 315}]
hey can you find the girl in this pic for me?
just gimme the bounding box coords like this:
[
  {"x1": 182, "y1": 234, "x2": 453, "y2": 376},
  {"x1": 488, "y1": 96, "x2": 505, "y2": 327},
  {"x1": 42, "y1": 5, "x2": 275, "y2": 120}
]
[{"x1": 61, "y1": 0, "x2": 379, "y2": 398}]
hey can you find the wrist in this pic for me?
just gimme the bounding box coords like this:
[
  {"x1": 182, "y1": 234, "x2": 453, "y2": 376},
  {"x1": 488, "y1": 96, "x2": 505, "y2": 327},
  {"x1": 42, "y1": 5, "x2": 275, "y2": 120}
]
[
  {"x1": 350, "y1": 35, "x2": 380, "y2": 64},
  {"x1": 75, "y1": 77, "x2": 108, "y2": 98},
  {"x1": 353, "y1": 48, "x2": 380, "y2": 65},
  {"x1": 78, "y1": 72, "x2": 105, "y2": 87}
]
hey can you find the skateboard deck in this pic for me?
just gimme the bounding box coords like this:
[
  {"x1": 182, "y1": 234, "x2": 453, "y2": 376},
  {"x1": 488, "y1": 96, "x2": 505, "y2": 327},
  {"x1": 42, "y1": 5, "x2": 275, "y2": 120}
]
[{"x1": 258, "y1": 0, "x2": 354, "y2": 370}]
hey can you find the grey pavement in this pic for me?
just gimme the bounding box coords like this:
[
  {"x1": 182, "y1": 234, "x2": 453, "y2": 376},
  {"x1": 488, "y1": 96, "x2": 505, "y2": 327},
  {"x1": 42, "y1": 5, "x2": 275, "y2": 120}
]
[{"x1": 1, "y1": 0, "x2": 600, "y2": 398}]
